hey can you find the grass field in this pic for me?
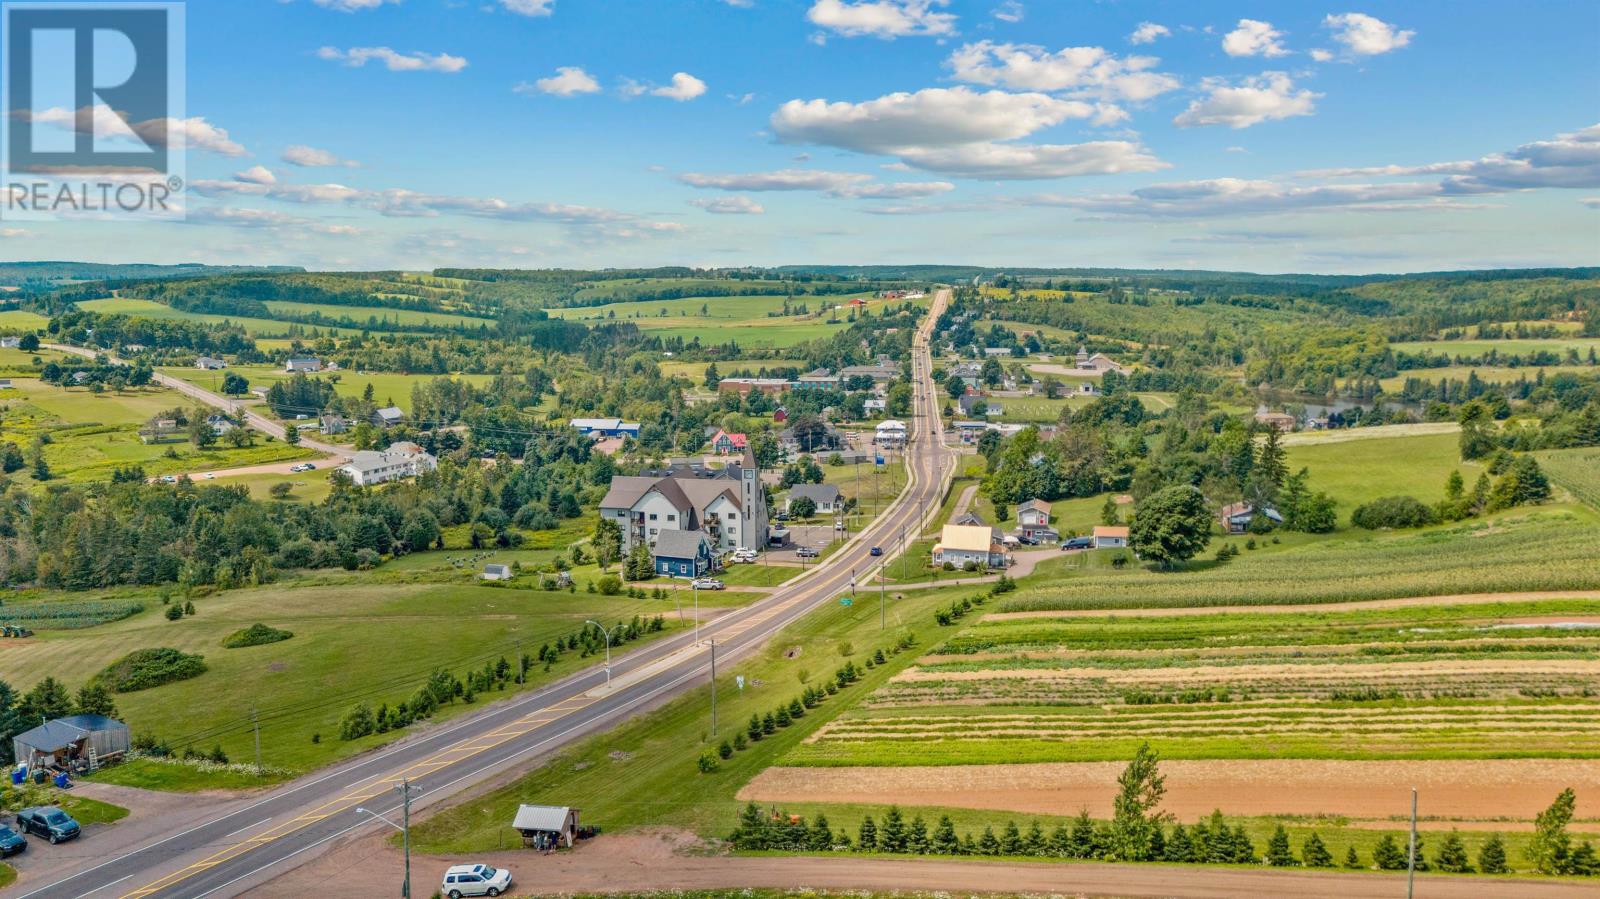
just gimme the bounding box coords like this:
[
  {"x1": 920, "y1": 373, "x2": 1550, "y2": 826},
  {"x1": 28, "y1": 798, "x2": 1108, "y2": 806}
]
[
  {"x1": 76, "y1": 298, "x2": 376, "y2": 338},
  {"x1": 1283, "y1": 429, "x2": 1482, "y2": 511},
  {"x1": 1380, "y1": 365, "x2": 1596, "y2": 390},
  {"x1": 159, "y1": 365, "x2": 497, "y2": 414},
  {"x1": 0, "y1": 309, "x2": 50, "y2": 330},
  {"x1": 0, "y1": 379, "x2": 315, "y2": 483},
  {"x1": 1391, "y1": 336, "x2": 1600, "y2": 359},
  {"x1": 0, "y1": 579, "x2": 752, "y2": 788},
  {"x1": 1537, "y1": 446, "x2": 1600, "y2": 509},
  {"x1": 261, "y1": 300, "x2": 495, "y2": 330},
  {"x1": 546, "y1": 294, "x2": 924, "y2": 349}
]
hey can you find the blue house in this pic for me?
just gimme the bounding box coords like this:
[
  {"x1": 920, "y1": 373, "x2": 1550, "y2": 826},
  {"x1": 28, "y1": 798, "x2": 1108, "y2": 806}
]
[{"x1": 652, "y1": 529, "x2": 716, "y2": 578}]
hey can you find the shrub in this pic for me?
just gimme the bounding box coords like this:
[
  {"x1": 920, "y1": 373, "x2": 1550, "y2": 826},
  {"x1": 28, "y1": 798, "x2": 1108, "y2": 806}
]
[
  {"x1": 1351, "y1": 495, "x2": 1439, "y2": 530},
  {"x1": 164, "y1": 604, "x2": 183, "y2": 621},
  {"x1": 221, "y1": 622, "x2": 293, "y2": 649},
  {"x1": 92, "y1": 648, "x2": 207, "y2": 693},
  {"x1": 596, "y1": 575, "x2": 622, "y2": 596}
]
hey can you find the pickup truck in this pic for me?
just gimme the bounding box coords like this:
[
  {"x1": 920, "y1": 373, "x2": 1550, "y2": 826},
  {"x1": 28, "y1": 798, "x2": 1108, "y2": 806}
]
[{"x1": 16, "y1": 806, "x2": 80, "y2": 844}]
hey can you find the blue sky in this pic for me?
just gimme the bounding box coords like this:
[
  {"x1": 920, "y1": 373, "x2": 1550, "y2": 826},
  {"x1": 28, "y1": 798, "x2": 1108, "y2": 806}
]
[{"x1": 10, "y1": 0, "x2": 1599, "y2": 272}]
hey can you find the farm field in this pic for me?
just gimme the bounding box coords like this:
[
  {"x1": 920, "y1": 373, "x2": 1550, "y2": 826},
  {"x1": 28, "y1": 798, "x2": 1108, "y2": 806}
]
[
  {"x1": 1283, "y1": 429, "x2": 1482, "y2": 511},
  {"x1": 0, "y1": 379, "x2": 315, "y2": 483},
  {"x1": 546, "y1": 293, "x2": 924, "y2": 349},
  {"x1": 1391, "y1": 336, "x2": 1600, "y2": 358},
  {"x1": 1536, "y1": 446, "x2": 1600, "y2": 509},
  {"x1": 1380, "y1": 365, "x2": 1596, "y2": 390},
  {"x1": 0, "y1": 580, "x2": 737, "y2": 788},
  {"x1": 261, "y1": 299, "x2": 496, "y2": 329},
  {"x1": 158, "y1": 365, "x2": 497, "y2": 414},
  {"x1": 75, "y1": 297, "x2": 375, "y2": 338},
  {"x1": 0, "y1": 309, "x2": 50, "y2": 330}
]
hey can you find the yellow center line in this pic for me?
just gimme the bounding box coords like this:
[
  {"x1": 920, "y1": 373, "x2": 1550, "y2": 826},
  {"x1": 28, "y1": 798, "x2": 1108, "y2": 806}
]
[{"x1": 121, "y1": 691, "x2": 605, "y2": 898}]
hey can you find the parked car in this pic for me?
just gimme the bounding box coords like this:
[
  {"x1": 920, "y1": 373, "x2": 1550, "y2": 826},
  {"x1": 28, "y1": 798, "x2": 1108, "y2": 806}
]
[
  {"x1": 0, "y1": 824, "x2": 26, "y2": 856},
  {"x1": 1061, "y1": 536, "x2": 1094, "y2": 551},
  {"x1": 795, "y1": 547, "x2": 818, "y2": 559},
  {"x1": 289, "y1": 462, "x2": 317, "y2": 473},
  {"x1": 690, "y1": 578, "x2": 724, "y2": 591},
  {"x1": 732, "y1": 549, "x2": 757, "y2": 563},
  {"x1": 1016, "y1": 534, "x2": 1038, "y2": 546},
  {"x1": 441, "y1": 863, "x2": 512, "y2": 898},
  {"x1": 16, "y1": 806, "x2": 80, "y2": 844},
  {"x1": 869, "y1": 546, "x2": 883, "y2": 557}
]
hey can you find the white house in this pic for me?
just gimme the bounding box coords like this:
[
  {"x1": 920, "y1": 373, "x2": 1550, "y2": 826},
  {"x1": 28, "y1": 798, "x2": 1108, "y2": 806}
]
[
  {"x1": 195, "y1": 356, "x2": 226, "y2": 370},
  {"x1": 205, "y1": 414, "x2": 239, "y2": 435},
  {"x1": 787, "y1": 483, "x2": 843, "y2": 515},
  {"x1": 933, "y1": 524, "x2": 1009, "y2": 569},
  {"x1": 338, "y1": 443, "x2": 437, "y2": 486},
  {"x1": 1092, "y1": 525, "x2": 1130, "y2": 549},
  {"x1": 285, "y1": 357, "x2": 322, "y2": 374},
  {"x1": 0, "y1": 337, "x2": 19, "y2": 349},
  {"x1": 874, "y1": 419, "x2": 908, "y2": 449}
]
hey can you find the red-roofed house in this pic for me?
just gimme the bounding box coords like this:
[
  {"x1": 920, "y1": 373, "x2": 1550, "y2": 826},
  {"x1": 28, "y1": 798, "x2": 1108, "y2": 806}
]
[{"x1": 710, "y1": 430, "x2": 749, "y2": 455}]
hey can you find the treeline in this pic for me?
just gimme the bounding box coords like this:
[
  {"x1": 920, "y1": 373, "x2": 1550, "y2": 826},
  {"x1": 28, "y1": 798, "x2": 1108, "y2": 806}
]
[{"x1": 49, "y1": 311, "x2": 260, "y2": 358}]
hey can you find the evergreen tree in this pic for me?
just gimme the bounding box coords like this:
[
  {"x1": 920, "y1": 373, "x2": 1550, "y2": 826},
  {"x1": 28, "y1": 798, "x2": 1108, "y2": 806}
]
[
  {"x1": 1023, "y1": 820, "x2": 1046, "y2": 856},
  {"x1": 1302, "y1": 832, "x2": 1334, "y2": 868},
  {"x1": 1266, "y1": 825, "x2": 1299, "y2": 866},
  {"x1": 1434, "y1": 830, "x2": 1473, "y2": 873},
  {"x1": 1373, "y1": 834, "x2": 1408, "y2": 870},
  {"x1": 1230, "y1": 825, "x2": 1258, "y2": 864},
  {"x1": 1164, "y1": 823, "x2": 1194, "y2": 862},
  {"x1": 746, "y1": 713, "x2": 763, "y2": 741},
  {"x1": 1049, "y1": 823, "x2": 1072, "y2": 857},
  {"x1": 808, "y1": 813, "x2": 833, "y2": 852},
  {"x1": 878, "y1": 806, "x2": 907, "y2": 853},
  {"x1": 1343, "y1": 845, "x2": 1363, "y2": 869},
  {"x1": 977, "y1": 825, "x2": 1001, "y2": 856},
  {"x1": 1479, "y1": 834, "x2": 1509, "y2": 874},
  {"x1": 905, "y1": 815, "x2": 929, "y2": 855},
  {"x1": 999, "y1": 820, "x2": 1022, "y2": 856},
  {"x1": 857, "y1": 815, "x2": 877, "y2": 852},
  {"x1": 932, "y1": 815, "x2": 960, "y2": 855},
  {"x1": 1068, "y1": 809, "x2": 1098, "y2": 858},
  {"x1": 72, "y1": 683, "x2": 118, "y2": 718}
]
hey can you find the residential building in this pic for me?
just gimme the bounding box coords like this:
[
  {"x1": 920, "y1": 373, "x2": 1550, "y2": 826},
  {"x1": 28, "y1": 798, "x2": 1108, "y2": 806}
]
[
  {"x1": 338, "y1": 442, "x2": 438, "y2": 486},
  {"x1": 139, "y1": 417, "x2": 183, "y2": 444},
  {"x1": 874, "y1": 419, "x2": 908, "y2": 449},
  {"x1": 710, "y1": 430, "x2": 748, "y2": 455},
  {"x1": 480, "y1": 563, "x2": 514, "y2": 581},
  {"x1": 933, "y1": 524, "x2": 1009, "y2": 569},
  {"x1": 652, "y1": 529, "x2": 717, "y2": 577},
  {"x1": 320, "y1": 413, "x2": 349, "y2": 435},
  {"x1": 285, "y1": 357, "x2": 322, "y2": 373},
  {"x1": 795, "y1": 368, "x2": 841, "y2": 391},
  {"x1": 950, "y1": 361, "x2": 983, "y2": 388},
  {"x1": 1254, "y1": 410, "x2": 1297, "y2": 432},
  {"x1": 1016, "y1": 499, "x2": 1060, "y2": 542},
  {"x1": 983, "y1": 347, "x2": 1013, "y2": 358},
  {"x1": 958, "y1": 394, "x2": 1001, "y2": 417},
  {"x1": 1092, "y1": 525, "x2": 1130, "y2": 549},
  {"x1": 863, "y1": 397, "x2": 887, "y2": 415},
  {"x1": 1075, "y1": 346, "x2": 1127, "y2": 373},
  {"x1": 599, "y1": 446, "x2": 768, "y2": 555},
  {"x1": 569, "y1": 417, "x2": 641, "y2": 439},
  {"x1": 0, "y1": 337, "x2": 19, "y2": 349},
  {"x1": 718, "y1": 377, "x2": 791, "y2": 397},
  {"x1": 195, "y1": 356, "x2": 226, "y2": 370},
  {"x1": 952, "y1": 511, "x2": 985, "y2": 527},
  {"x1": 370, "y1": 406, "x2": 405, "y2": 429},
  {"x1": 1219, "y1": 502, "x2": 1284, "y2": 534},
  {"x1": 0, "y1": 379, "x2": 11, "y2": 389},
  {"x1": 787, "y1": 483, "x2": 843, "y2": 515},
  {"x1": 205, "y1": 414, "x2": 239, "y2": 435},
  {"x1": 838, "y1": 363, "x2": 899, "y2": 382}
]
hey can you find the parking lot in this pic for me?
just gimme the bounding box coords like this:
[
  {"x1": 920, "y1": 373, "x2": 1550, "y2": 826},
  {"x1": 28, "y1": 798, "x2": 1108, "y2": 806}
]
[{"x1": 765, "y1": 523, "x2": 844, "y2": 564}]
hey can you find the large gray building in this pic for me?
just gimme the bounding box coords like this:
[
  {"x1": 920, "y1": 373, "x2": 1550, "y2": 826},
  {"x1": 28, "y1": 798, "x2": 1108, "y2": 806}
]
[{"x1": 599, "y1": 446, "x2": 768, "y2": 555}]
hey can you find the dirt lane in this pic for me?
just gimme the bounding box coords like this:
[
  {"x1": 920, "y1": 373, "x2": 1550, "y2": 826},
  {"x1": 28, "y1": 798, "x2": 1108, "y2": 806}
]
[
  {"x1": 741, "y1": 759, "x2": 1600, "y2": 821},
  {"x1": 257, "y1": 831, "x2": 1594, "y2": 898},
  {"x1": 983, "y1": 591, "x2": 1600, "y2": 621}
]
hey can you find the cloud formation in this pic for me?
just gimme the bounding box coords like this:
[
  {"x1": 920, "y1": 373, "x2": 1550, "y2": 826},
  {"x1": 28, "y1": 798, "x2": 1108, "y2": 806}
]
[
  {"x1": 806, "y1": 0, "x2": 957, "y2": 39},
  {"x1": 1324, "y1": 13, "x2": 1413, "y2": 56},
  {"x1": 23, "y1": 106, "x2": 247, "y2": 156},
  {"x1": 652, "y1": 72, "x2": 708, "y2": 101},
  {"x1": 1222, "y1": 19, "x2": 1289, "y2": 58},
  {"x1": 500, "y1": 0, "x2": 555, "y2": 16},
  {"x1": 689, "y1": 196, "x2": 765, "y2": 214},
  {"x1": 946, "y1": 41, "x2": 1180, "y2": 104},
  {"x1": 317, "y1": 46, "x2": 467, "y2": 73},
  {"x1": 1174, "y1": 72, "x2": 1318, "y2": 129},
  {"x1": 677, "y1": 168, "x2": 954, "y2": 199},
  {"x1": 1129, "y1": 22, "x2": 1169, "y2": 45},
  {"x1": 282, "y1": 145, "x2": 360, "y2": 168},
  {"x1": 521, "y1": 66, "x2": 602, "y2": 97}
]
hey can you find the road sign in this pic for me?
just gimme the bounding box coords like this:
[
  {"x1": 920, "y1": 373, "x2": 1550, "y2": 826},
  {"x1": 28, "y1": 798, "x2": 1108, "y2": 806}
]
[
  {"x1": 736, "y1": 675, "x2": 745, "y2": 690},
  {"x1": 839, "y1": 597, "x2": 853, "y2": 606}
]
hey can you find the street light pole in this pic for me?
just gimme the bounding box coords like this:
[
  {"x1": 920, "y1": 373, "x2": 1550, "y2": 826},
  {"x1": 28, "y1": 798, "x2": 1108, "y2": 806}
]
[
  {"x1": 709, "y1": 638, "x2": 717, "y2": 737},
  {"x1": 355, "y1": 782, "x2": 413, "y2": 899},
  {"x1": 584, "y1": 619, "x2": 619, "y2": 688}
]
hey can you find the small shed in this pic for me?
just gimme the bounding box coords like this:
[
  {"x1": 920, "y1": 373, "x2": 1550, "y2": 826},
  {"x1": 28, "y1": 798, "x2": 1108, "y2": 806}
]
[
  {"x1": 513, "y1": 804, "x2": 579, "y2": 849},
  {"x1": 13, "y1": 714, "x2": 130, "y2": 771},
  {"x1": 481, "y1": 563, "x2": 514, "y2": 581}
]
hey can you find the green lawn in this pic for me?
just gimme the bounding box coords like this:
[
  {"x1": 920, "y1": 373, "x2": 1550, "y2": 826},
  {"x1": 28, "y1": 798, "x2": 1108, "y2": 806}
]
[
  {"x1": 159, "y1": 365, "x2": 496, "y2": 414},
  {"x1": 1283, "y1": 430, "x2": 1485, "y2": 512},
  {"x1": 0, "y1": 309, "x2": 50, "y2": 330},
  {"x1": 546, "y1": 294, "x2": 926, "y2": 350},
  {"x1": 0, "y1": 581, "x2": 735, "y2": 787},
  {"x1": 261, "y1": 300, "x2": 495, "y2": 330},
  {"x1": 1391, "y1": 336, "x2": 1600, "y2": 358},
  {"x1": 76, "y1": 298, "x2": 376, "y2": 338},
  {"x1": 1379, "y1": 364, "x2": 1596, "y2": 390}
]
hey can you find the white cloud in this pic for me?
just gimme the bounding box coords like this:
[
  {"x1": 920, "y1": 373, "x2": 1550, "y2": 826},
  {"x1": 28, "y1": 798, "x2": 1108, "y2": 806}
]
[
  {"x1": 1582, "y1": 197, "x2": 1600, "y2": 208},
  {"x1": 23, "y1": 106, "x2": 247, "y2": 156},
  {"x1": 1222, "y1": 19, "x2": 1288, "y2": 58},
  {"x1": 771, "y1": 86, "x2": 1164, "y2": 179},
  {"x1": 689, "y1": 196, "x2": 765, "y2": 214},
  {"x1": 234, "y1": 165, "x2": 276, "y2": 185},
  {"x1": 186, "y1": 205, "x2": 363, "y2": 235},
  {"x1": 282, "y1": 145, "x2": 360, "y2": 168},
  {"x1": 1174, "y1": 72, "x2": 1318, "y2": 129},
  {"x1": 1300, "y1": 125, "x2": 1600, "y2": 193},
  {"x1": 1310, "y1": 48, "x2": 1334, "y2": 62},
  {"x1": 316, "y1": 46, "x2": 468, "y2": 73},
  {"x1": 310, "y1": 0, "x2": 397, "y2": 11},
  {"x1": 677, "y1": 168, "x2": 954, "y2": 198},
  {"x1": 1324, "y1": 13, "x2": 1413, "y2": 56},
  {"x1": 946, "y1": 40, "x2": 1179, "y2": 104},
  {"x1": 1129, "y1": 22, "x2": 1169, "y2": 45},
  {"x1": 521, "y1": 66, "x2": 601, "y2": 97},
  {"x1": 806, "y1": 0, "x2": 957, "y2": 39},
  {"x1": 992, "y1": 1, "x2": 1023, "y2": 23},
  {"x1": 652, "y1": 72, "x2": 707, "y2": 102},
  {"x1": 500, "y1": 0, "x2": 555, "y2": 16},
  {"x1": 1226, "y1": 146, "x2": 1248, "y2": 154}
]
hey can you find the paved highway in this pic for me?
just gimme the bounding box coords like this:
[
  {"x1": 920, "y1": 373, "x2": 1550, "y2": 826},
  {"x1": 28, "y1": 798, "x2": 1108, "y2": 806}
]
[{"x1": 18, "y1": 288, "x2": 956, "y2": 899}]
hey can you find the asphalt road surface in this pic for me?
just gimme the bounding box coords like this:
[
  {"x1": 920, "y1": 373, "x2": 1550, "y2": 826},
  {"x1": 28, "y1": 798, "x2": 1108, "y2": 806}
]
[{"x1": 17, "y1": 289, "x2": 956, "y2": 899}]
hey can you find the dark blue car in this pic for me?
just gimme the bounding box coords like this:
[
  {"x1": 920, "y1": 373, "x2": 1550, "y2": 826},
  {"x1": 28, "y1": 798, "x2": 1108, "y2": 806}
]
[
  {"x1": 869, "y1": 546, "x2": 883, "y2": 556},
  {"x1": 1061, "y1": 536, "x2": 1094, "y2": 551},
  {"x1": 17, "y1": 806, "x2": 80, "y2": 844},
  {"x1": 0, "y1": 824, "x2": 25, "y2": 856}
]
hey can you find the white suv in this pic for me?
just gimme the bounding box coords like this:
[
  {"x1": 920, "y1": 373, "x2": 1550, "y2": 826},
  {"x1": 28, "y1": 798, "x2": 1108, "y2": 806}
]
[
  {"x1": 441, "y1": 863, "x2": 512, "y2": 898},
  {"x1": 691, "y1": 577, "x2": 724, "y2": 590},
  {"x1": 731, "y1": 549, "x2": 757, "y2": 563}
]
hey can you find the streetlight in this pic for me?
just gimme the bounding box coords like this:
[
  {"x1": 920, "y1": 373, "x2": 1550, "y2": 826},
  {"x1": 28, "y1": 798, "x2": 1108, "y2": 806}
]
[
  {"x1": 356, "y1": 776, "x2": 414, "y2": 899},
  {"x1": 585, "y1": 619, "x2": 622, "y2": 688}
]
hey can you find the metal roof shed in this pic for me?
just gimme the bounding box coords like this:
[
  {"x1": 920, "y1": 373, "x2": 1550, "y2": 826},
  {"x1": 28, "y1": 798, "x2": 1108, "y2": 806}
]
[
  {"x1": 512, "y1": 804, "x2": 579, "y2": 848},
  {"x1": 13, "y1": 714, "x2": 130, "y2": 770}
]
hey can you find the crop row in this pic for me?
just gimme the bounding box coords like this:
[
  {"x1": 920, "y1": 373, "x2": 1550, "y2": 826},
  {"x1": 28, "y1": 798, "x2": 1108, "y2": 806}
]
[{"x1": 0, "y1": 599, "x2": 145, "y2": 629}]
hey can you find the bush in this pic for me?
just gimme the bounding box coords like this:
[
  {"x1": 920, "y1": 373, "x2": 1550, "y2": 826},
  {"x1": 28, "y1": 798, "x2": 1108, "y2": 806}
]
[
  {"x1": 92, "y1": 647, "x2": 207, "y2": 693},
  {"x1": 596, "y1": 575, "x2": 622, "y2": 595},
  {"x1": 1351, "y1": 495, "x2": 1439, "y2": 530},
  {"x1": 222, "y1": 622, "x2": 293, "y2": 649},
  {"x1": 164, "y1": 604, "x2": 183, "y2": 621}
]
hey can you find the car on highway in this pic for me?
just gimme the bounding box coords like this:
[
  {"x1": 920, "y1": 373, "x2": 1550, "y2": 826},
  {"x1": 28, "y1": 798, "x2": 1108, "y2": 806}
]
[
  {"x1": 869, "y1": 546, "x2": 883, "y2": 556},
  {"x1": 16, "y1": 806, "x2": 80, "y2": 844},
  {"x1": 441, "y1": 862, "x2": 512, "y2": 898},
  {"x1": 690, "y1": 578, "x2": 724, "y2": 590},
  {"x1": 0, "y1": 824, "x2": 26, "y2": 856}
]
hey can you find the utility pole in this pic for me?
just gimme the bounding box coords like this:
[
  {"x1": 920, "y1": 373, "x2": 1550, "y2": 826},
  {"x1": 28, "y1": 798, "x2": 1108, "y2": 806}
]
[
  {"x1": 1406, "y1": 787, "x2": 1417, "y2": 899},
  {"x1": 400, "y1": 777, "x2": 412, "y2": 899},
  {"x1": 252, "y1": 709, "x2": 262, "y2": 776},
  {"x1": 709, "y1": 639, "x2": 717, "y2": 737}
]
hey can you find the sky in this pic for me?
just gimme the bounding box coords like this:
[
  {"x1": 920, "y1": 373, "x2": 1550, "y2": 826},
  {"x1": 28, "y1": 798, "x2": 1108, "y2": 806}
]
[{"x1": 8, "y1": 0, "x2": 1600, "y2": 273}]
